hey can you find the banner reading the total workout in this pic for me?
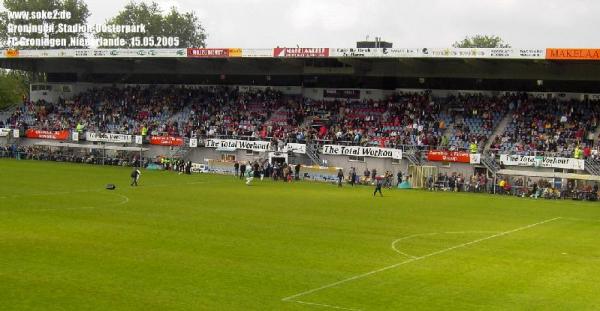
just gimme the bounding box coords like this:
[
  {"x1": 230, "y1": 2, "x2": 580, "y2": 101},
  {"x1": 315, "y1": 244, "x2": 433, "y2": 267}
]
[
  {"x1": 86, "y1": 132, "x2": 132, "y2": 143},
  {"x1": 322, "y1": 145, "x2": 402, "y2": 159},
  {"x1": 149, "y1": 136, "x2": 184, "y2": 146},
  {"x1": 499, "y1": 154, "x2": 585, "y2": 170},
  {"x1": 204, "y1": 139, "x2": 271, "y2": 151},
  {"x1": 0, "y1": 128, "x2": 10, "y2": 137},
  {"x1": 25, "y1": 129, "x2": 69, "y2": 140},
  {"x1": 427, "y1": 150, "x2": 480, "y2": 164}
]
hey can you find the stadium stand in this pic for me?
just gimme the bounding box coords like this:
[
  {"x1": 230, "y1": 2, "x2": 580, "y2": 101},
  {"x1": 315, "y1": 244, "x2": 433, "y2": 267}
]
[{"x1": 4, "y1": 86, "x2": 600, "y2": 159}]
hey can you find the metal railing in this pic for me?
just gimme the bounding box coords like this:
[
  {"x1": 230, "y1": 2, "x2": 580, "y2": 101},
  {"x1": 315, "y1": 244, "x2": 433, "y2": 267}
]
[{"x1": 585, "y1": 158, "x2": 600, "y2": 176}]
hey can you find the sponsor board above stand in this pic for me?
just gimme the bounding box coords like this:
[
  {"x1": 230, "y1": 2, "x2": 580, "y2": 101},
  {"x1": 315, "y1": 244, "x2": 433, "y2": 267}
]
[
  {"x1": 25, "y1": 129, "x2": 69, "y2": 140},
  {"x1": 546, "y1": 48, "x2": 600, "y2": 60},
  {"x1": 282, "y1": 143, "x2": 306, "y2": 154},
  {"x1": 204, "y1": 139, "x2": 271, "y2": 151},
  {"x1": 322, "y1": 145, "x2": 402, "y2": 159},
  {"x1": 85, "y1": 132, "x2": 132, "y2": 143},
  {"x1": 149, "y1": 136, "x2": 184, "y2": 146},
  {"x1": 427, "y1": 150, "x2": 481, "y2": 164},
  {"x1": 0, "y1": 47, "x2": 556, "y2": 59},
  {"x1": 187, "y1": 48, "x2": 242, "y2": 58},
  {"x1": 7, "y1": 49, "x2": 186, "y2": 58},
  {"x1": 241, "y1": 48, "x2": 272, "y2": 58},
  {"x1": 273, "y1": 48, "x2": 330, "y2": 57},
  {"x1": 499, "y1": 155, "x2": 585, "y2": 170}
]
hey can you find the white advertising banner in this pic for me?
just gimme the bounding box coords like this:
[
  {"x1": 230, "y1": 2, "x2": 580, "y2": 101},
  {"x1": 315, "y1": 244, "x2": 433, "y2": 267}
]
[
  {"x1": 0, "y1": 128, "x2": 10, "y2": 137},
  {"x1": 86, "y1": 132, "x2": 132, "y2": 143},
  {"x1": 204, "y1": 139, "x2": 271, "y2": 151},
  {"x1": 4, "y1": 49, "x2": 186, "y2": 58},
  {"x1": 189, "y1": 138, "x2": 198, "y2": 148},
  {"x1": 381, "y1": 48, "x2": 421, "y2": 57},
  {"x1": 72, "y1": 131, "x2": 79, "y2": 142},
  {"x1": 322, "y1": 145, "x2": 402, "y2": 159},
  {"x1": 499, "y1": 155, "x2": 585, "y2": 170},
  {"x1": 488, "y1": 48, "x2": 546, "y2": 59},
  {"x1": 241, "y1": 49, "x2": 273, "y2": 58},
  {"x1": 330, "y1": 48, "x2": 382, "y2": 57},
  {"x1": 134, "y1": 135, "x2": 143, "y2": 145},
  {"x1": 470, "y1": 154, "x2": 481, "y2": 164},
  {"x1": 283, "y1": 143, "x2": 306, "y2": 154},
  {"x1": 12, "y1": 129, "x2": 19, "y2": 138}
]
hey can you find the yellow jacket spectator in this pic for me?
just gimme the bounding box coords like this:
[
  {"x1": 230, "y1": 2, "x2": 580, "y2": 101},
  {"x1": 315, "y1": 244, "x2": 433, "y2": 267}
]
[{"x1": 469, "y1": 142, "x2": 478, "y2": 154}]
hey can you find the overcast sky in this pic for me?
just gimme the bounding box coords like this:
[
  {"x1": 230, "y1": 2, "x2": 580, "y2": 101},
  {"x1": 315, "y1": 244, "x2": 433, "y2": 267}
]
[{"x1": 17, "y1": 0, "x2": 600, "y2": 47}]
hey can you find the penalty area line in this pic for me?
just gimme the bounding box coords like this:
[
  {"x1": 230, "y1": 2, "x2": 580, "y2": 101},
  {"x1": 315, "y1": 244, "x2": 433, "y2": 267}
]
[{"x1": 282, "y1": 217, "x2": 561, "y2": 310}]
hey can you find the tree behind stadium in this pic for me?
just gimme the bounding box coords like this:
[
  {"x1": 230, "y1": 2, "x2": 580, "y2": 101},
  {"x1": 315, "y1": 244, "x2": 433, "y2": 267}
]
[
  {"x1": 452, "y1": 35, "x2": 511, "y2": 48},
  {"x1": 0, "y1": 70, "x2": 28, "y2": 109},
  {"x1": 96, "y1": 1, "x2": 207, "y2": 48},
  {"x1": 0, "y1": 0, "x2": 90, "y2": 49}
]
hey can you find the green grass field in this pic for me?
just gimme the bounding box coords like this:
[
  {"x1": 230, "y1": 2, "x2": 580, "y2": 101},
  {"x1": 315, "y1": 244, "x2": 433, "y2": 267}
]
[{"x1": 1, "y1": 159, "x2": 600, "y2": 311}]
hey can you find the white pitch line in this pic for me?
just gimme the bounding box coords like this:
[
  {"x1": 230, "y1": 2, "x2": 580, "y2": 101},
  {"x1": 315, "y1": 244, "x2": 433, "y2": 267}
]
[
  {"x1": 282, "y1": 217, "x2": 560, "y2": 305},
  {"x1": 293, "y1": 300, "x2": 362, "y2": 311},
  {"x1": 562, "y1": 217, "x2": 600, "y2": 223},
  {"x1": 391, "y1": 233, "x2": 436, "y2": 259},
  {"x1": 390, "y1": 231, "x2": 501, "y2": 259},
  {"x1": 34, "y1": 206, "x2": 96, "y2": 212}
]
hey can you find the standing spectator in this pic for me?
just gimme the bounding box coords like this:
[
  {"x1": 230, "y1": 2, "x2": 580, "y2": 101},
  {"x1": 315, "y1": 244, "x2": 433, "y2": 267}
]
[
  {"x1": 350, "y1": 167, "x2": 356, "y2": 186},
  {"x1": 373, "y1": 176, "x2": 384, "y2": 197},
  {"x1": 337, "y1": 169, "x2": 344, "y2": 187},
  {"x1": 234, "y1": 162, "x2": 239, "y2": 177},
  {"x1": 240, "y1": 162, "x2": 246, "y2": 179},
  {"x1": 295, "y1": 163, "x2": 301, "y2": 180},
  {"x1": 584, "y1": 145, "x2": 591, "y2": 159},
  {"x1": 397, "y1": 171, "x2": 403, "y2": 186}
]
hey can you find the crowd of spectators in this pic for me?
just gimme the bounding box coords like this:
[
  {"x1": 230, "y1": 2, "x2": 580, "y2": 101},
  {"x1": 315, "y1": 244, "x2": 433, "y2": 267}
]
[
  {"x1": 4, "y1": 86, "x2": 600, "y2": 158},
  {"x1": 489, "y1": 95, "x2": 600, "y2": 158},
  {"x1": 0, "y1": 144, "x2": 144, "y2": 166}
]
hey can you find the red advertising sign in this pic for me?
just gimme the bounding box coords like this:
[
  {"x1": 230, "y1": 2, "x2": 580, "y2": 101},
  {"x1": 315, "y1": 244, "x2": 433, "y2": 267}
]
[
  {"x1": 427, "y1": 150, "x2": 471, "y2": 163},
  {"x1": 187, "y1": 48, "x2": 241, "y2": 58},
  {"x1": 273, "y1": 47, "x2": 329, "y2": 57},
  {"x1": 149, "y1": 136, "x2": 184, "y2": 146},
  {"x1": 25, "y1": 129, "x2": 69, "y2": 140}
]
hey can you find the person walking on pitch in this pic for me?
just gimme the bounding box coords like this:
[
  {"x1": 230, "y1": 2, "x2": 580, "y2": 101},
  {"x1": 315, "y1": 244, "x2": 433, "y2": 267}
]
[
  {"x1": 130, "y1": 168, "x2": 141, "y2": 186},
  {"x1": 337, "y1": 169, "x2": 344, "y2": 187},
  {"x1": 246, "y1": 169, "x2": 254, "y2": 185},
  {"x1": 373, "y1": 176, "x2": 384, "y2": 197}
]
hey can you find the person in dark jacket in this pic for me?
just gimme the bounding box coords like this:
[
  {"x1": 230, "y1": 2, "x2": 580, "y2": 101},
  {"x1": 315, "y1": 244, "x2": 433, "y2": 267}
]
[
  {"x1": 295, "y1": 163, "x2": 301, "y2": 180},
  {"x1": 240, "y1": 162, "x2": 246, "y2": 179},
  {"x1": 373, "y1": 176, "x2": 384, "y2": 197}
]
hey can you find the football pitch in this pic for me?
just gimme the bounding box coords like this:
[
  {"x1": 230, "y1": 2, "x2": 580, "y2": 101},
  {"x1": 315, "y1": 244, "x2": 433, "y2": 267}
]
[{"x1": 1, "y1": 159, "x2": 600, "y2": 311}]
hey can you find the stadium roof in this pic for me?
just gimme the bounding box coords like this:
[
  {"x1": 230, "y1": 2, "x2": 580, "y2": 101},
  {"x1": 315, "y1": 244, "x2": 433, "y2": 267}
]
[{"x1": 3, "y1": 47, "x2": 600, "y2": 91}]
